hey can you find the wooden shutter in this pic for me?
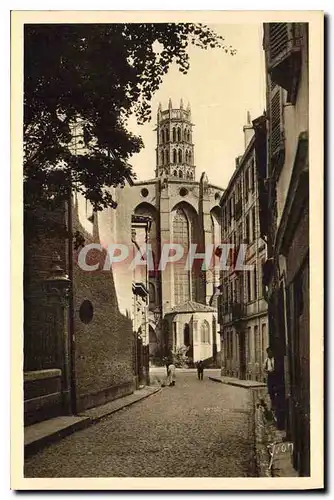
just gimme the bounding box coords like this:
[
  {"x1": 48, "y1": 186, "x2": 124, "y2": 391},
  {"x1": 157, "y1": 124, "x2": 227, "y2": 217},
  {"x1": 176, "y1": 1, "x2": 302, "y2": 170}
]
[
  {"x1": 268, "y1": 23, "x2": 289, "y2": 63},
  {"x1": 269, "y1": 85, "x2": 283, "y2": 159}
]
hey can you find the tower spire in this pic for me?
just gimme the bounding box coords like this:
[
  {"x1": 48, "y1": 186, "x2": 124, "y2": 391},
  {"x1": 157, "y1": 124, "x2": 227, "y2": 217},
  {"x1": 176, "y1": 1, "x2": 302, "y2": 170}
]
[
  {"x1": 168, "y1": 98, "x2": 172, "y2": 110},
  {"x1": 180, "y1": 98, "x2": 184, "y2": 109}
]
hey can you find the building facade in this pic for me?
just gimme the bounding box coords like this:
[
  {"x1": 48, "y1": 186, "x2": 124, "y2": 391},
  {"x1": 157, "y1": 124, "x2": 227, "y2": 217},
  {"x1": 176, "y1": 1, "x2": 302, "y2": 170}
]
[
  {"x1": 121, "y1": 99, "x2": 224, "y2": 365},
  {"x1": 262, "y1": 22, "x2": 309, "y2": 476},
  {"x1": 219, "y1": 115, "x2": 268, "y2": 381}
]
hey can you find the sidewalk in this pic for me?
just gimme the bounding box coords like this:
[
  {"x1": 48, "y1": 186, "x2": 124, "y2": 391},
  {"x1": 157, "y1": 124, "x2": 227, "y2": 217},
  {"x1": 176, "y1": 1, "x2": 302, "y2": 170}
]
[
  {"x1": 208, "y1": 375, "x2": 298, "y2": 477},
  {"x1": 25, "y1": 386, "x2": 161, "y2": 457},
  {"x1": 252, "y1": 388, "x2": 298, "y2": 477},
  {"x1": 209, "y1": 374, "x2": 266, "y2": 389}
]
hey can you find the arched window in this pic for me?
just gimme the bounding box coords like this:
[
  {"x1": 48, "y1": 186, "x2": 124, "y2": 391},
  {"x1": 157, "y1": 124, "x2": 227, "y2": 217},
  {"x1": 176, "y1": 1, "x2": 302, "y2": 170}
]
[
  {"x1": 166, "y1": 129, "x2": 170, "y2": 142},
  {"x1": 188, "y1": 151, "x2": 192, "y2": 165},
  {"x1": 177, "y1": 128, "x2": 181, "y2": 142},
  {"x1": 172, "y1": 128, "x2": 176, "y2": 142},
  {"x1": 179, "y1": 170, "x2": 183, "y2": 178},
  {"x1": 178, "y1": 149, "x2": 182, "y2": 163},
  {"x1": 200, "y1": 320, "x2": 210, "y2": 343},
  {"x1": 190, "y1": 172, "x2": 194, "y2": 180},
  {"x1": 173, "y1": 149, "x2": 177, "y2": 164},
  {"x1": 166, "y1": 150, "x2": 169, "y2": 164},
  {"x1": 173, "y1": 170, "x2": 177, "y2": 177},
  {"x1": 185, "y1": 151, "x2": 189, "y2": 164},
  {"x1": 173, "y1": 208, "x2": 190, "y2": 304},
  {"x1": 160, "y1": 130, "x2": 164, "y2": 144},
  {"x1": 149, "y1": 282, "x2": 156, "y2": 304},
  {"x1": 184, "y1": 128, "x2": 188, "y2": 142},
  {"x1": 184, "y1": 324, "x2": 190, "y2": 346},
  {"x1": 161, "y1": 150, "x2": 164, "y2": 165},
  {"x1": 188, "y1": 130, "x2": 191, "y2": 142}
]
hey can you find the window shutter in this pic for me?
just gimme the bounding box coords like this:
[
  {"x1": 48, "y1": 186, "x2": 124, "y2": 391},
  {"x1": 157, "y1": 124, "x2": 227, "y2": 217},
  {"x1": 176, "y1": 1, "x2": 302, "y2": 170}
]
[
  {"x1": 268, "y1": 23, "x2": 289, "y2": 62},
  {"x1": 269, "y1": 86, "x2": 283, "y2": 159}
]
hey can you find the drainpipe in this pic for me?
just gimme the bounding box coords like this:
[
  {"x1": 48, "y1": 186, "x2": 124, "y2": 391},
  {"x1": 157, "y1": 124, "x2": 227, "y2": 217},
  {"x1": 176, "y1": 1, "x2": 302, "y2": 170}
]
[{"x1": 67, "y1": 189, "x2": 77, "y2": 414}]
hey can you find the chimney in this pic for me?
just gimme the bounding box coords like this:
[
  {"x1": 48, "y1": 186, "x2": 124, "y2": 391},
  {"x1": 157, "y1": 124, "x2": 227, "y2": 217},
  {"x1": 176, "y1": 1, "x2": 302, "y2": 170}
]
[{"x1": 243, "y1": 111, "x2": 254, "y2": 150}]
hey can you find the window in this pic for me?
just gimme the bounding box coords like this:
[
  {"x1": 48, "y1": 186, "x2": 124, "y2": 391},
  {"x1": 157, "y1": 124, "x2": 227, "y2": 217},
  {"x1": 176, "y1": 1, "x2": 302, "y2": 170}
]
[
  {"x1": 172, "y1": 128, "x2": 176, "y2": 142},
  {"x1": 173, "y1": 149, "x2": 177, "y2": 164},
  {"x1": 261, "y1": 324, "x2": 267, "y2": 363},
  {"x1": 254, "y1": 264, "x2": 257, "y2": 299},
  {"x1": 247, "y1": 270, "x2": 252, "y2": 302},
  {"x1": 247, "y1": 327, "x2": 252, "y2": 364},
  {"x1": 265, "y1": 23, "x2": 303, "y2": 101},
  {"x1": 166, "y1": 150, "x2": 170, "y2": 164},
  {"x1": 245, "y1": 213, "x2": 250, "y2": 242},
  {"x1": 166, "y1": 129, "x2": 170, "y2": 142},
  {"x1": 161, "y1": 150, "x2": 164, "y2": 165},
  {"x1": 188, "y1": 151, "x2": 192, "y2": 165},
  {"x1": 149, "y1": 283, "x2": 156, "y2": 304},
  {"x1": 185, "y1": 151, "x2": 189, "y2": 163},
  {"x1": 245, "y1": 168, "x2": 249, "y2": 193},
  {"x1": 200, "y1": 320, "x2": 210, "y2": 343},
  {"x1": 184, "y1": 324, "x2": 190, "y2": 346},
  {"x1": 252, "y1": 206, "x2": 256, "y2": 241},
  {"x1": 179, "y1": 170, "x2": 183, "y2": 178},
  {"x1": 160, "y1": 130, "x2": 164, "y2": 144},
  {"x1": 177, "y1": 128, "x2": 181, "y2": 142},
  {"x1": 173, "y1": 170, "x2": 177, "y2": 177},
  {"x1": 178, "y1": 149, "x2": 182, "y2": 163},
  {"x1": 173, "y1": 208, "x2": 190, "y2": 303}
]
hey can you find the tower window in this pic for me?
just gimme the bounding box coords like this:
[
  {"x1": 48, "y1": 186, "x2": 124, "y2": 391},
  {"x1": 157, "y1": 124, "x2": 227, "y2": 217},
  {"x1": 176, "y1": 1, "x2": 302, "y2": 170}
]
[
  {"x1": 188, "y1": 151, "x2": 192, "y2": 165},
  {"x1": 173, "y1": 149, "x2": 177, "y2": 164},
  {"x1": 166, "y1": 150, "x2": 170, "y2": 164},
  {"x1": 188, "y1": 130, "x2": 191, "y2": 142},
  {"x1": 173, "y1": 128, "x2": 176, "y2": 142},
  {"x1": 178, "y1": 149, "x2": 182, "y2": 163},
  {"x1": 161, "y1": 150, "x2": 164, "y2": 165},
  {"x1": 166, "y1": 129, "x2": 170, "y2": 142},
  {"x1": 177, "y1": 128, "x2": 181, "y2": 142},
  {"x1": 160, "y1": 130, "x2": 164, "y2": 144},
  {"x1": 179, "y1": 170, "x2": 183, "y2": 178},
  {"x1": 173, "y1": 170, "x2": 177, "y2": 177},
  {"x1": 185, "y1": 151, "x2": 189, "y2": 164}
]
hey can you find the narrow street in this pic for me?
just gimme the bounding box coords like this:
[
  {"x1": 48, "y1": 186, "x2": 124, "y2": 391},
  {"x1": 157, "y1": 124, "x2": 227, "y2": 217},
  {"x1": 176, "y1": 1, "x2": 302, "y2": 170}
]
[{"x1": 25, "y1": 371, "x2": 257, "y2": 478}]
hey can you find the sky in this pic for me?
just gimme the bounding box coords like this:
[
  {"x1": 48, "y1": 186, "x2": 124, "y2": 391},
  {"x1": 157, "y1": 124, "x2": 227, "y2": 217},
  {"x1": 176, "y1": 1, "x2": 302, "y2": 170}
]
[{"x1": 127, "y1": 23, "x2": 266, "y2": 189}]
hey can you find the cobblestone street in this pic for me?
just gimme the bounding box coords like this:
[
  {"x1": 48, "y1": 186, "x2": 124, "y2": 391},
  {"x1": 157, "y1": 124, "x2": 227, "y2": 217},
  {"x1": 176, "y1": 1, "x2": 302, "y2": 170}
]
[{"x1": 25, "y1": 371, "x2": 257, "y2": 477}]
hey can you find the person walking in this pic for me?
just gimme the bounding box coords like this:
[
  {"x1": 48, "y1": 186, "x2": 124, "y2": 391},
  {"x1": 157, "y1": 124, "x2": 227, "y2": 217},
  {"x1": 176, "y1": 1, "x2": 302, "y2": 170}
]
[
  {"x1": 264, "y1": 346, "x2": 277, "y2": 410},
  {"x1": 167, "y1": 362, "x2": 176, "y2": 386},
  {"x1": 197, "y1": 360, "x2": 204, "y2": 381}
]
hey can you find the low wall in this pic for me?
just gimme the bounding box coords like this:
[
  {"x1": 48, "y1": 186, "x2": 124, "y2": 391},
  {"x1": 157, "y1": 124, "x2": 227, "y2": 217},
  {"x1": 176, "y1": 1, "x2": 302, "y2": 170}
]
[{"x1": 24, "y1": 369, "x2": 63, "y2": 426}]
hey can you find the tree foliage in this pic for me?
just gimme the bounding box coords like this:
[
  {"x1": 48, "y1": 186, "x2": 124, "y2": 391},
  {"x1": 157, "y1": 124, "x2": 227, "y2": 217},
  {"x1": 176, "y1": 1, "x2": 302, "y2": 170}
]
[{"x1": 24, "y1": 23, "x2": 236, "y2": 210}]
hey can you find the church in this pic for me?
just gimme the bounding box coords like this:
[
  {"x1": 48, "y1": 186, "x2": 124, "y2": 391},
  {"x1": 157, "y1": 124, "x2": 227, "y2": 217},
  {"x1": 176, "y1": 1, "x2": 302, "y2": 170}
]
[{"x1": 122, "y1": 99, "x2": 225, "y2": 366}]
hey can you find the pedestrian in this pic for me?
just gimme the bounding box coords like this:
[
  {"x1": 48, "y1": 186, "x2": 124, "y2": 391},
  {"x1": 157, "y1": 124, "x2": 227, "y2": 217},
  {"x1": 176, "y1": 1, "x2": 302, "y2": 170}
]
[
  {"x1": 197, "y1": 360, "x2": 204, "y2": 381},
  {"x1": 264, "y1": 346, "x2": 277, "y2": 410},
  {"x1": 167, "y1": 362, "x2": 176, "y2": 386}
]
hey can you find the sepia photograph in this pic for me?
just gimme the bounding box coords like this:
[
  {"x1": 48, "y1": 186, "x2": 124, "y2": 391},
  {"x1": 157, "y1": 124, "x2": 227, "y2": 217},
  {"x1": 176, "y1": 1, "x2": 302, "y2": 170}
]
[{"x1": 11, "y1": 10, "x2": 323, "y2": 490}]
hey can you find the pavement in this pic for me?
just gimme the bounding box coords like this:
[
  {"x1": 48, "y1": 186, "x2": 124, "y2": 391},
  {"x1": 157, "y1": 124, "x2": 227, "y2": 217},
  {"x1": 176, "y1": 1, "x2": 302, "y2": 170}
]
[
  {"x1": 251, "y1": 387, "x2": 298, "y2": 478},
  {"x1": 209, "y1": 375, "x2": 299, "y2": 477},
  {"x1": 24, "y1": 370, "x2": 256, "y2": 478},
  {"x1": 24, "y1": 386, "x2": 160, "y2": 458}
]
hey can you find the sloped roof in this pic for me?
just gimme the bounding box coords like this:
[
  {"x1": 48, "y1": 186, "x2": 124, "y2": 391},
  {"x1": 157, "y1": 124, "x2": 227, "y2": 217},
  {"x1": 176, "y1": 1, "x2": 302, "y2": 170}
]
[{"x1": 165, "y1": 300, "x2": 216, "y2": 315}]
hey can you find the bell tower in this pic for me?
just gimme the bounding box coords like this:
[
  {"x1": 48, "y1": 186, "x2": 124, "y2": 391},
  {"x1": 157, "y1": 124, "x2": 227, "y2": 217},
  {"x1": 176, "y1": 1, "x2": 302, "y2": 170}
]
[{"x1": 155, "y1": 99, "x2": 195, "y2": 181}]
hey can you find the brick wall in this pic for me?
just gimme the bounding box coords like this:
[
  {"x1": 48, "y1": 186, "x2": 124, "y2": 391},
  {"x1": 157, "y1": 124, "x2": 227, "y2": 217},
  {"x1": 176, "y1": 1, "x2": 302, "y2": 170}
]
[{"x1": 24, "y1": 196, "x2": 135, "y2": 417}]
